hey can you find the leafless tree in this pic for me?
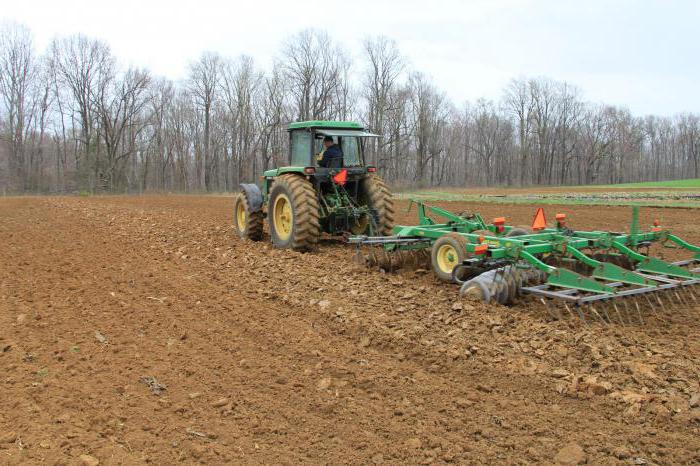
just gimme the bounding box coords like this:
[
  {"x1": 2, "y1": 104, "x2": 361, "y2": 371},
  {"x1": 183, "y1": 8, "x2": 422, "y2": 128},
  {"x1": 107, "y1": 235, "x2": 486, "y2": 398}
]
[
  {"x1": 503, "y1": 78, "x2": 533, "y2": 186},
  {"x1": 91, "y1": 67, "x2": 151, "y2": 190},
  {"x1": 49, "y1": 35, "x2": 114, "y2": 189},
  {"x1": 188, "y1": 51, "x2": 221, "y2": 190},
  {"x1": 0, "y1": 22, "x2": 37, "y2": 190},
  {"x1": 1, "y1": 23, "x2": 698, "y2": 194},
  {"x1": 361, "y1": 35, "x2": 404, "y2": 168},
  {"x1": 220, "y1": 55, "x2": 263, "y2": 188},
  {"x1": 280, "y1": 29, "x2": 350, "y2": 121}
]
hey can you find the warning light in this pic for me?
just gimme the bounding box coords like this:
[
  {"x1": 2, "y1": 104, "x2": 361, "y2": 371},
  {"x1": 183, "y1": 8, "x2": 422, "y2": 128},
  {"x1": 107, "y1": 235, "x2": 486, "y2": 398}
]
[
  {"x1": 493, "y1": 217, "x2": 506, "y2": 233},
  {"x1": 474, "y1": 244, "x2": 488, "y2": 255},
  {"x1": 555, "y1": 213, "x2": 566, "y2": 228}
]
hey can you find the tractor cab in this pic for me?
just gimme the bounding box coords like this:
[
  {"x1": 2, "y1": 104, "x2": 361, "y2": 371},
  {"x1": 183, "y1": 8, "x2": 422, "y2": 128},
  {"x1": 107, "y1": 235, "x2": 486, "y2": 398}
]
[{"x1": 286, "y1": 120, "x2": 379, "y2": 175}]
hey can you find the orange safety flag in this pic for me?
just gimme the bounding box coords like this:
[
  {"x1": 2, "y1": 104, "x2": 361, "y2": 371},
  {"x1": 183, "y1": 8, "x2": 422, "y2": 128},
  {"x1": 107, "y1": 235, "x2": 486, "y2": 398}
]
[
  {"x1": 333, "y1": 169, "x2": 348, "y2": 186},
  {"x1": 531, "y1": 207, "x2": 547, "y2": 231}
]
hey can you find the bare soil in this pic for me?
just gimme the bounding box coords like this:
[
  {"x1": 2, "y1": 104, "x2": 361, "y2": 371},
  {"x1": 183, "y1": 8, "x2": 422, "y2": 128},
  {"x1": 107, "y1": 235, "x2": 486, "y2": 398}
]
[{"x1": 1, "y1": 195, "x2": 699, "y2": 465}]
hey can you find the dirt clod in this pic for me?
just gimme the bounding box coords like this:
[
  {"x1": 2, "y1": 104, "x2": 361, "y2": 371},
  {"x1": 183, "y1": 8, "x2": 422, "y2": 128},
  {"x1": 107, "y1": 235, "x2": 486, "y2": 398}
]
[
  {"x1": 317, "y1": 377, "x2": 332, "y2": 390},
  {"x1": 140, "y1": 376, "x2": 167, "y2": 395},
  {"x1": 406, "y1": 437, "x2": 422, "y2": 449},
  {"x1": 94, "y1": 331, "x2": 108, "y2": 344},
  {"x1": 554, "y1": 443, "x2": 587, "y2": 465},
  {"x1": 0, "y1": 431, "x2": 17, "y2": 444},
  {"x1": 212, "y1": 398, "x2": 229, "y2": 407},
  {"x1": 689, "y1": 392, "x2": 700, "y2": 408},
  {"x1": 612, "y1": 446, "x2": 631, "y2": 459},
  {"x1": 79, "y1": 454, "x2": 100, "y2": 466}
]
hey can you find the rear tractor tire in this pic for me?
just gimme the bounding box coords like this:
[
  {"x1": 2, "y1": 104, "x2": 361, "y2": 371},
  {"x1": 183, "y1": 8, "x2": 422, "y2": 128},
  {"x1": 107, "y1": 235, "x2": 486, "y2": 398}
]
[
  {"x1": 359, "y1": 174, "x2": 395, "y2": 236},
  {"x1": 233, "y1": 191, "x2": 263, "y2": 241},
  {"x1": 431, "y1": 232, "x2": 469, "y2": 282},
  {"x1": 268, "y1": 174, "x2": 321, "y2": 251}
]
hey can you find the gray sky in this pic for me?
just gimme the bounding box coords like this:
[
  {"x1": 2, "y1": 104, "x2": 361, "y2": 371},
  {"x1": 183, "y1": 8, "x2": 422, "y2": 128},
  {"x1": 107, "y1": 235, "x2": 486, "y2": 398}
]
[{"x1": 4, "y1": 0, "x2": 699, "y2": 115}]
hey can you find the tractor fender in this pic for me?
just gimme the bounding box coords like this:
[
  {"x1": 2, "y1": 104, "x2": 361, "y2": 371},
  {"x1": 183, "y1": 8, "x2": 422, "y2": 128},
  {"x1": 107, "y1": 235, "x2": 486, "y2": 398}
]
[{"x1": 239, "y1": 184, "x2": 263, "y2": 212}]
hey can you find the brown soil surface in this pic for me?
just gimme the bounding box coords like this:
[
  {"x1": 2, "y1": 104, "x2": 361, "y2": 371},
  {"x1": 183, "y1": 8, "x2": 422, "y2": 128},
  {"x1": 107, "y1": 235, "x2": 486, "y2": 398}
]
[{"x1": 1, "y1": 195, "x2": 699, "y2": 465}]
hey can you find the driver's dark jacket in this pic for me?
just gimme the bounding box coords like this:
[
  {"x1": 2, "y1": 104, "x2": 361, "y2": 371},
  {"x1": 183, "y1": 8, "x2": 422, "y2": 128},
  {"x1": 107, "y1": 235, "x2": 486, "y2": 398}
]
[{"x1": 318, "y1": 144, "x2": 343, "y2": 168}]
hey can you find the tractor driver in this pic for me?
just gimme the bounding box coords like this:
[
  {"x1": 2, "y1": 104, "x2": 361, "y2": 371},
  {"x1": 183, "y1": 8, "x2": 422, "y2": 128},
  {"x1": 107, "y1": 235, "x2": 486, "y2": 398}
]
[{"x1": 317, "y1": 136, "x2": 343, "y2": 168}]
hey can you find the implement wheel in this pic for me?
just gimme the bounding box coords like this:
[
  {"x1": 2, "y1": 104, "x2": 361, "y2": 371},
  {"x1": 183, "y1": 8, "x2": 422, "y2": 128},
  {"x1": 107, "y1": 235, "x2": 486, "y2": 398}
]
[
  {"x1": 233, "y1": 191, "x2": 263, "y2": 241},
  {"x1": 359, "y1": 174, "x2": 395, "y2": 235},
  {"x1": 268, "y1": 174, "x2": 320, "y2": 251},
  {"x1": 431, "y1": 233, "x2": 469, "y2": 282}
]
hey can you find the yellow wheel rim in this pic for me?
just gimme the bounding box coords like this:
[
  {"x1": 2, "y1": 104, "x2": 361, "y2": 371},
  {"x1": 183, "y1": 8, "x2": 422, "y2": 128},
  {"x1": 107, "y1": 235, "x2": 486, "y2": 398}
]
[
  {"x1": 273, "y1": 194, "x2": 293, "y2": 241},
  {"x1": 436, "y1": 244, "x2": 459, "y2": 274},
  {"x1": 236, "y1": 200, "x2": 246, "y2": 232}
]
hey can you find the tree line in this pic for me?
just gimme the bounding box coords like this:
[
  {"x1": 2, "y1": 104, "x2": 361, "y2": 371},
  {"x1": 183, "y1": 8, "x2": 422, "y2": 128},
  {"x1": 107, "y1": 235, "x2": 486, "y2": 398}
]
[{"x1": 1, "y1": 23, "x2": 698, "y2": 194}]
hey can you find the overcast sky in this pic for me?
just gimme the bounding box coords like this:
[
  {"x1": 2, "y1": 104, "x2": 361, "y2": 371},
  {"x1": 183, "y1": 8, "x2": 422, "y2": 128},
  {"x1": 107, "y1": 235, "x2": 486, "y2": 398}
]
[{"x1": 4, "y1": 0, "x2": 699, "y2": 116}]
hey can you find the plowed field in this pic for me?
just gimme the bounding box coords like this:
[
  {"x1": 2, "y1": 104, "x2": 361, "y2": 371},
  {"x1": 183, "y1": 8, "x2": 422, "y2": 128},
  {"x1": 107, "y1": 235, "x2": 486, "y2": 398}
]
[{"x1": 1, "y1": 196, "x2": 699, "y2": 465}]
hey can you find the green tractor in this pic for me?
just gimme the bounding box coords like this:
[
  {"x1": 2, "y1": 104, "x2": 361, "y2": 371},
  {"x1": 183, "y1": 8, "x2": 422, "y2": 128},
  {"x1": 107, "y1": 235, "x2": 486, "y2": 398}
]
[{"x1": 233, "y1": 121, "x2": 395, "y2": 251}]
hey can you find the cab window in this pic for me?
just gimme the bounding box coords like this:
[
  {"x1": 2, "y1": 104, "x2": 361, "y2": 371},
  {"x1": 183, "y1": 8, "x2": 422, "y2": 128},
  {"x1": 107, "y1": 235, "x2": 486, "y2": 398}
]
[
  {"x1": 341, "y1": 137, "x2": 361, "y2": 166},
  {"x1": 313, "y1": 135, "x2": 328, "y2": 155},
  {"x1": 290, "y1": 131, "x2": 312, "y2": 166}
]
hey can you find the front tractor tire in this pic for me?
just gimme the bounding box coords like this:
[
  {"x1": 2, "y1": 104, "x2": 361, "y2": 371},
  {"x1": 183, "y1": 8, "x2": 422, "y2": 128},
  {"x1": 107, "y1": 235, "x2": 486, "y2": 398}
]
[
  {"x1": 360, "y1": 174, "x2": 395, "y2": 236},
  {"x1": 268, "y1": 174, "x2": 321, "y2": 251},
  {"x1": 233, "y1": 191, "x2": 263, "y2": 241}
]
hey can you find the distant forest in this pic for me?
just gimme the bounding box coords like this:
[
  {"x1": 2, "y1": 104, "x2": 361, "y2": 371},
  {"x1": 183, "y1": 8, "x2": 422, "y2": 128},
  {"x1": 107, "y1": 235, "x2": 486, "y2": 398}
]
[{"x1": 1, "y1": 23, "x2": 698, "y2": 194}]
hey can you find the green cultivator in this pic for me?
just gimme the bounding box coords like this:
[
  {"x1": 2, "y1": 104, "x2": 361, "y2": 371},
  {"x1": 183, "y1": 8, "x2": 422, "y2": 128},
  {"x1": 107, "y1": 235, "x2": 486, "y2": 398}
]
[{"x1": 349, "y1": 202, "x2": 700, "y2": 322}]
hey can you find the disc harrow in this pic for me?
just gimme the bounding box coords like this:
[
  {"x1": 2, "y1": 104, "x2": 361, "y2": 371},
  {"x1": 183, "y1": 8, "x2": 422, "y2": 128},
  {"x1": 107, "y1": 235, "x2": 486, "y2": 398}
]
[{"x1": 349, "y1": 201, "x2": 700, "y2": 322}]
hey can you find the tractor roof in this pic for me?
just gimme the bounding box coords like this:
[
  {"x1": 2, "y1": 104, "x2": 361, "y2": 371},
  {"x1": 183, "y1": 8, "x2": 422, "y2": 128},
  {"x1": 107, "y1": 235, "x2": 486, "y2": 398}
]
[{"x1": 287, "y1": 120, "x2": 364, "y2": 131}]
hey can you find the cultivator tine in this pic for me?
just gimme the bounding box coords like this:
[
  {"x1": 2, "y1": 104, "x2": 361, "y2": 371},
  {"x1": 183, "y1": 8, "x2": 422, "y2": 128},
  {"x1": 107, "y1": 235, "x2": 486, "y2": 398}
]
[
  {"x1": 667, "y1": 292, "x2": 676, "y2": 308},
  {"x1": 573, "y1": 304, "x2": 587, "y2": 323},
  {"x1": 674, "y1": 289, "x2": 690, "y2": 306},
  {"x1": 556, "y1": 303, "x2": 565, "y2": 320},
  {"x1": 562, "y1": 302, "x2": 576, "y2": 321},
  {"x1": 681, "y1": 286, "x2": 695, "y2": 306},
  {"x1": 656, "y1": 294, "x2": 666, "y2": 312},
  {"x1": 540, "y1": 298, "x2": 559, "y2": 320},
  {"x1": 612, "y1": 302, "x2": 626, "y2": 326},
  {"x1": 622, "y1": 300, "x2": 634, "y2": 325},
  {"x1": 620, "y1": 301, "x2": 630, "y2": 325},
  {"x1": 588, "y1": 305, "x2": 608, "y2": 325},
  {"x1": 667, "y1": 290, "x2": 677, "y2": 306},
  {"x1": 634, "y1": 299, "x2": 644, "y2": 325},
  {"x1": 681, "y1": 289, "x2": 693, "y2": 306},
  {"x1": 643, "y1": 294, "x2": 656, "y2": 312}
]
